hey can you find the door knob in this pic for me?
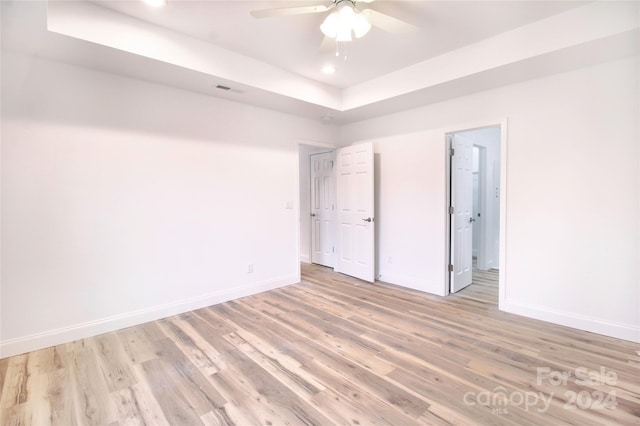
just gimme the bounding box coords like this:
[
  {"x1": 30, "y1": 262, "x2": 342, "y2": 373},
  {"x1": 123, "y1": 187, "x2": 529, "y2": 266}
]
[
  {"x1": 469, "y1": 217, "x2": 476, "y2": 223},
  {"x1": 362, "y1": 217, "x2": 373, "y2": 222},
  {"x1": 310, "y1": 213, "x2": 316, "y2": 217}
]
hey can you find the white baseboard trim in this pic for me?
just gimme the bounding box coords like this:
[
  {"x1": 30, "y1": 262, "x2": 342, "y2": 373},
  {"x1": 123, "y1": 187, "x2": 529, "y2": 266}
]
[
  {"x1": 501, "y1": 300, "x2": 639, "y2": 343},
  {"x1": 0, "y1": 274, "x2": 298, "y2": 358},
  {"x1": 300, "y1": 255, "x2": 311, "y2": 264},
  {"x1": 377, "y1": 272, "x2": 446, "y2": 297}
]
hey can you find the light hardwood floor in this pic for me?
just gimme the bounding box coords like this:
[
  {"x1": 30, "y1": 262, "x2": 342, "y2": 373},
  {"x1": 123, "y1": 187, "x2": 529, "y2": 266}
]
[{"x1": 1, "y1": 264, "x2": 639, "y2": 425}]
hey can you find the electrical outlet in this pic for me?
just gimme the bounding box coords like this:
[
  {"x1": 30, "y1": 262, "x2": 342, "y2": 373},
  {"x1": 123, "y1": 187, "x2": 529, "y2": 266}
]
[{"x1": 247, "y1": 264, "x2": 253, "y2": 273}]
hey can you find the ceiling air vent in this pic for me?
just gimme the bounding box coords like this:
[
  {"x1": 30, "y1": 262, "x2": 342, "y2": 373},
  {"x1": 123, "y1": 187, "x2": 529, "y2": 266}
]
[{"x1": 215, "y1": 84, "x2": 231, "y2": 91}]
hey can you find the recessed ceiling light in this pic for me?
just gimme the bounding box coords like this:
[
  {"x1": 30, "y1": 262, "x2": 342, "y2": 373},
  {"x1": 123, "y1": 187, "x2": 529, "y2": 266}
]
[
  {"x1": 143, "y1": 0, "x2": 167, "y2": 7},
  {"x1": 322, "y1": 65, "x2": 336, "y2": 75}
]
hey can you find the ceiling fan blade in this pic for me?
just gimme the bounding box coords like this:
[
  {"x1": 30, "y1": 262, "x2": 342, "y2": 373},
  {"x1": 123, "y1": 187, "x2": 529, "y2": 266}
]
[
  {"x1": 361, "y1": 8, "x2": 418, "y2": 36},
  {"x1": 319, "y1": 36, "x2": 335, "y2": 53},
  {"x1": 250, "y1": 4, "x2": 331, "y2": 19}
]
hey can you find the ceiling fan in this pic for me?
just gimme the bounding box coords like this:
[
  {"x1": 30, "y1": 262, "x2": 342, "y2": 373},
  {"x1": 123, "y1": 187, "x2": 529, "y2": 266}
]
[{"x1": 250, "y1": 0, "x2": 417, "y2": 47}]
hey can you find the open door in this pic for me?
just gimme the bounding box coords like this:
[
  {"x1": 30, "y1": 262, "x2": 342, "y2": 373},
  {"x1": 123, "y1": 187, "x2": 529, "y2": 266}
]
[
  {"x1": 310, "y1": 152, "x2": 335, "y2": 267},
  {"x1": 450, "y1": 134, "x2": 474, "y2": 292},
  {"x1": 335, "y1": 143, "x2": 375, "y2": 282}
]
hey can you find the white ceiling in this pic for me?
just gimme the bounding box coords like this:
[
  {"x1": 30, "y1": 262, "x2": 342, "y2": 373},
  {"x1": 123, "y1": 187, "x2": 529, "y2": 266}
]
[
  {"x1": 2, "y1": 1, "x2": 638, "y2": 124},
  {"x1": 92, "y1": 0, "x2": 584, "y2": 88}
]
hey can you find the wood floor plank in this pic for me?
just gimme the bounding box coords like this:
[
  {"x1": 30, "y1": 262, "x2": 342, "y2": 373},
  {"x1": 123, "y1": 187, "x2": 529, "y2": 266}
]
[
  {"x1": 127, "y1": 364, "x2": 171, "y2": 426},
  {"x1": 117, "y1": 326, "x2": 159, "y2": 366},
  {"x1": 138, "y1": 357, "x2": 205, "y2": 426},
  {"x1": 1, "y1": 403, "x2": 27, "y2": 426},
  {"x1": 0, "y1": 354, "x2": 28, "y2": 409},
  {"x1": 63, "y1": 339, "x2": 119, "y2": 425},
  {"x1": 92, "y1": 334, "x2": 136, "y2": 393},
  {"x1": 156, "y1": 318, "x2": 220, "y2": 377},
  {"x1": 197, "y1": 305, "x2": 337, "y2": 425},
  {"x1": 228, "y1": 299, "x2": 434, "y2": 420},
  {"x1": 47, "y1": 367, "x2": 77, "y2": 425},
  {"x1": 0, "y1": 357, "x2": 9, "y2": 396},
  {"x1": 214, "y1": 299, "x2": 424, "y2": 425},
  {"x1": 1, "y1": 263, "x2": 639, "y2": 425},
  {"x1": 21, "y1": 366, "x2": 52, "y2": 425},
  {"x1": 112, "y1": 387, "x2": 146, "y2": 426}
]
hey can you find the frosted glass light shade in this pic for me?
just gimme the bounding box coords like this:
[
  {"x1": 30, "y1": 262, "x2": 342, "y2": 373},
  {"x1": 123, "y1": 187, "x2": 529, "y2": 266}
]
[
  {"x1": 320, "y1": 12, "x2": 338, "y2": 38},
  {"x1": 336, "y1": 26, "x2": 352, "y2": 42},
  {"x1": 338, "y1": 3, "x2": 354, "y2": 20},
  {"x1": 320, "y1": 3, "x2": 370, "y2": 41},
  {"x1": 352, "y1": 13, "x2": 371, "y2": 38}
]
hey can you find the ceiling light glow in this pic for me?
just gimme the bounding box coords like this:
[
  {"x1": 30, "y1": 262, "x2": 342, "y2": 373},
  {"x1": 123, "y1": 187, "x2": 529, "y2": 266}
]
[
  {"x1": 322, "y1": 65, "x2": 336, "y2": 74},
  {"x1": 143, "y1": 0, "x2": 167, "y2": 7},
  {"x1": 320, "y1": 1, "x2": 371, "y2": 41}
]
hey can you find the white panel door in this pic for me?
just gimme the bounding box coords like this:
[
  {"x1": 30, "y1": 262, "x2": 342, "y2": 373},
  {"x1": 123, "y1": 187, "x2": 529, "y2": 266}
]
[
  {"x1": 310, "y1": 152, "x2": 335, "y2": 267},
  {"x1": 451, "y1": 134, "x2": 474, "y2": 293},
  {"x1": 336, "y1": 143, "x2": 375, "y2": 282}
]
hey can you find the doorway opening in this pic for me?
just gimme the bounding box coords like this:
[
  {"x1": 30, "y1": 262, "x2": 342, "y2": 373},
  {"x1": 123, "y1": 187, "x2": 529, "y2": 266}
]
[
  {"x1": 447, "y1": 125, "x2": 502, "y2": 296},
  {"x1": 309, "y1": 151, "x2": 336, "y2": 268},
  {"x1": 298, "y1": 142, "x2": 376, "y2": 283},
  {"x1": 298, "y1": 144, "x2": 334, "y2": 266}
]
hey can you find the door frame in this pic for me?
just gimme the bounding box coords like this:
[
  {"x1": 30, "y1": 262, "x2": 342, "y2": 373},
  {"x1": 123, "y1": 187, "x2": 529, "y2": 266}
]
[
  {"x1": 297, "y1": 141, "x2": 376, "y2": 282},
  {"x1": 444, "y1": 119, "x2": 508, "y2": 310}
]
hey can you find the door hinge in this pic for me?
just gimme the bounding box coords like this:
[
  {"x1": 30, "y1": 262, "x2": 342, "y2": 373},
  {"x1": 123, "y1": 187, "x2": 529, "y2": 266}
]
[
  {"x1": 330, "y1": 160, "x2": 334, "y2": 168},
  {"x1": 449, "y1": 206, "x2": 454, "y2": 215},
  {"x1": 332, "y1": 246, "x2": 335, "y2": 253},
  {"x1": 450, "y1": 147, "x2": 455, "y2": 157},
  {"x1": 448, "y1": 264, "x2": 454, "y2": 272}
]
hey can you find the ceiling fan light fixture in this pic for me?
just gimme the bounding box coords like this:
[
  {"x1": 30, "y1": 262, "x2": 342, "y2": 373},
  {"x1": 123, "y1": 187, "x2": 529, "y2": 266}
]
[
  {"x1": 320, "y1": 1, "x2": 370, "y2": 41},
  {"x1": 320, "y1": 11, "x2": 338, "y2": 38},
  {"x1": 336, "y1": 25, "x2": 353, "y2": 42},
  {"x1": 338, "y1": 2, "x2": 355, "y2": 20},
  {"x1": 352, "y1": 13, "x2": 371, "y2": 38}
]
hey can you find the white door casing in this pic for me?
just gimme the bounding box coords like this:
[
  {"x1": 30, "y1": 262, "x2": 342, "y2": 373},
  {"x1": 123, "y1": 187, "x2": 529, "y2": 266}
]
[
  {"x1": 450, "y1": 134, "x2": 474, "y2": 292},
  {"x1": 335, "y1": 143, "x2": 375, "y2": 282},
  {"x1": 310, "y1": 152, "x2": 335, "y2": 267}
]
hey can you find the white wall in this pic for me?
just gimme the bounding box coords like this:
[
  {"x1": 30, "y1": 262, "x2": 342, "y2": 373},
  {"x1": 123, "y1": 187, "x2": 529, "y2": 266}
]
[
  {"x1": 0, "y1": 52, "x2": 337, "y2": 357},
  {"x1": 298, "y1": 144, "x2": 335, "y2": 264},
  {"x1": 372, "y1": 131, "x2": 447, "y2": 291},
  {"x1": 341, "y1": 56, "x2": 640, "y2": 342}
]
